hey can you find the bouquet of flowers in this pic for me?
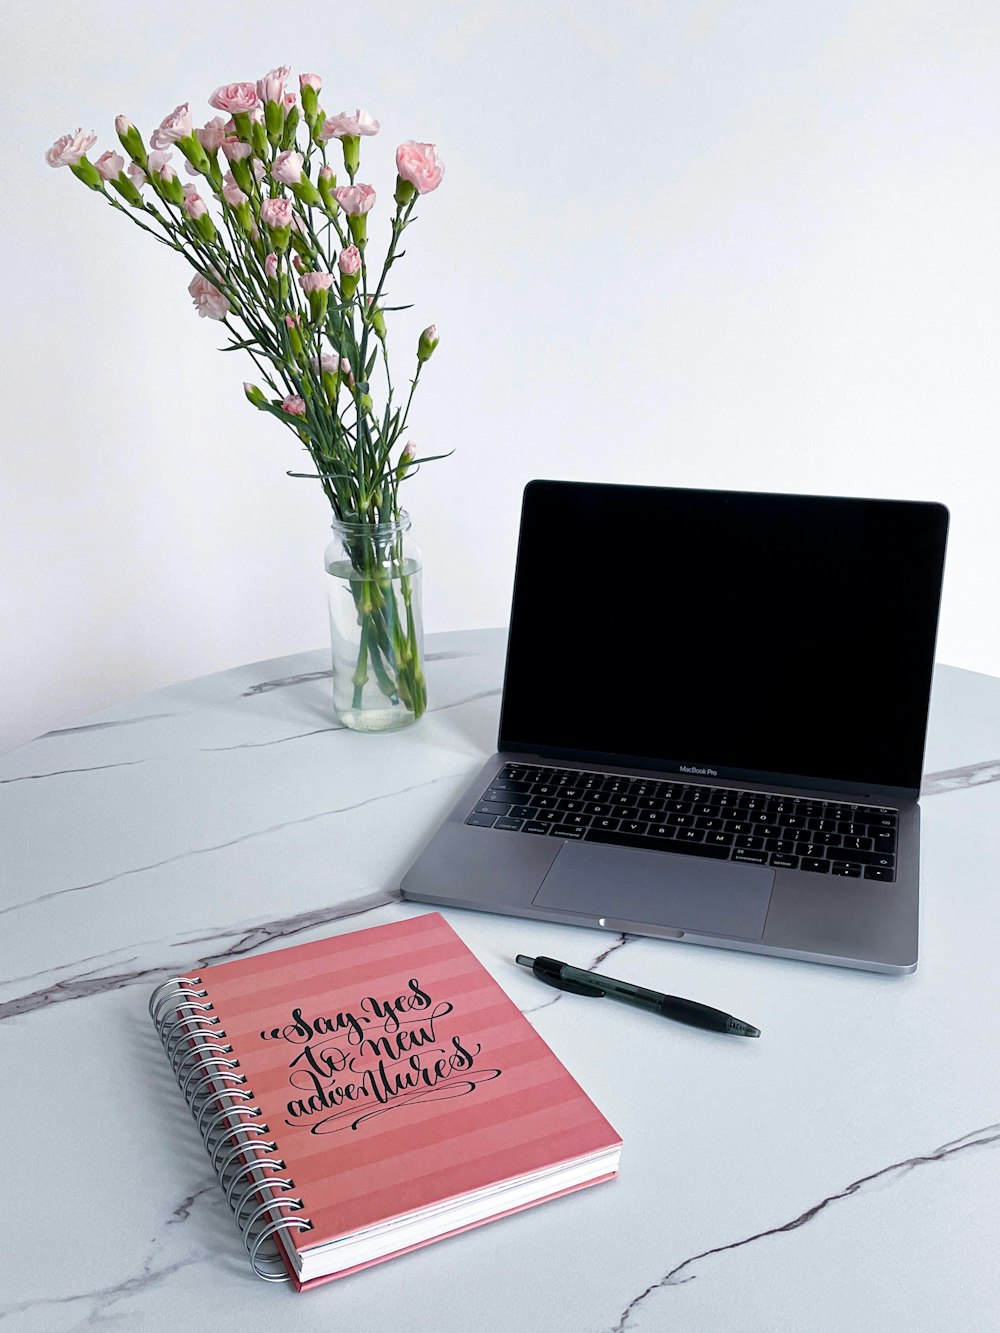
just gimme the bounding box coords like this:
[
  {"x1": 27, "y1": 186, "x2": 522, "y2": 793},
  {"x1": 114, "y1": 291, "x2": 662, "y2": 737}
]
[{"x1": 47, "y1": 67, "x2": 445, "y2": 727}]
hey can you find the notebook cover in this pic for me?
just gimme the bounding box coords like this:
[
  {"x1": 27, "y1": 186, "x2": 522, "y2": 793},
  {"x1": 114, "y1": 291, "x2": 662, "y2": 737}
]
[{"x1": 191, "y1": 912, "x2": 620, "y2": 1275}]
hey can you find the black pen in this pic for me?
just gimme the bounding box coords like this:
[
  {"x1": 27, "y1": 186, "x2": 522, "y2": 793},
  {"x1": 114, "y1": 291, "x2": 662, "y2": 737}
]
[{"x1": 515, "y1": 955, "x2": 760, "y2": 1038}]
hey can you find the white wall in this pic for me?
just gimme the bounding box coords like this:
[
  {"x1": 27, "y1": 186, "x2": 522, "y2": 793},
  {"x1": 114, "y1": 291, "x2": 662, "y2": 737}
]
[{"x1": 4, "y1": 0, "x2": 999, "y2": 755}]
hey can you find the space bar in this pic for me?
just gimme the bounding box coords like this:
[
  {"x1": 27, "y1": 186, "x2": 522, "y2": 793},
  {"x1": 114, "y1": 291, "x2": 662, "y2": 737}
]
[{"x1": 584, "y1": 828, "x2": 730, "y2": 859}]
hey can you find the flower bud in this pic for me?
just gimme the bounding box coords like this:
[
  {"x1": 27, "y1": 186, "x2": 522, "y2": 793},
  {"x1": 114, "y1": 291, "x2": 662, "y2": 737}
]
[
  {"x1": 396, "y1": 440, "x2": 417, "y2": 480},
  {"x1": 284, "y1": 313, "x2": 304, "y2": 359},
  {"x1": 365, "y1": 297, "x2": 386, "y2": 341},
  {"x1": 280, "y1": 104, "x2": 300, "y2": 150},
  {"x1": 300, "y1": 74, "x2": 322, "y2": 123},
  {"x1": 115, "y1": 116, "x2": 147, "y2": 167},
  {"x1": 69, "y1": 156, "x2": 104, "y2": 191},
  {"x1": 243, "y1": 382, "x2": 267, "y2": 407},
  {"x1": 318, "y1": 166, "x2": 338, "y2": 215},
  {"x1": 417, "y1": 324, "x2": 439, "y2": 363}
]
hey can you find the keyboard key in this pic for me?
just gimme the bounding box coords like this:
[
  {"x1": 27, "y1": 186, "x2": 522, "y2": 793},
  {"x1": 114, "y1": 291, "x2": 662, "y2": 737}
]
[
  {"x1": 494, "y1": 818, "x2": 524, "y2": 831},
  {"x1": 864, "y1": 866, "x2": 895, "y2": 881},
  {"x1": 734, "y1": 835, "x2": 764, "y2": 849},
  {"x1": 475, "y1": 801, "x2": 511, "y2": 816},
  {"x1": 830, "y1": 863, "x2": 862, "y2": 877},
  {"x1": 523, "y1": 821, "x2": 550, "y2": 835},
  {"x1": 733, "y1": 850, "x2": 768, "y2": 864},
  {"x1": 550, "y1": 825, "x2": 585, "y2": 839},
  {"x1": 801, "y1": 858, "x2": 830, "y2": 873},
  {"x1": 825, "y1": 847, "x2": 894, "y2": 868},
  {"x1": 466, "y1": 813, "x2": 497, "y2": 828},
  {"x1": 584, "y1": 828, "x2": 729, "y2": 858},
  {"x1": 769, "y1": 854, "x2": 800, "y2": 869}
]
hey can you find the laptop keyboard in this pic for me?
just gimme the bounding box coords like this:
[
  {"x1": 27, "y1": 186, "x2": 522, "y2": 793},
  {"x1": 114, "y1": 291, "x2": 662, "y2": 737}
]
[{"x1": 466, "y1": 763, "x2": 898, "y2": 882}]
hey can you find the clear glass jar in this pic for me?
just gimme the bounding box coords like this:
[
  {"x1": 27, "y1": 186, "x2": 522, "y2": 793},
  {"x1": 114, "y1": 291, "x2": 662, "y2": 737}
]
[{"x1": 324, "y1": 512, "x2": 426, "y2": 731}]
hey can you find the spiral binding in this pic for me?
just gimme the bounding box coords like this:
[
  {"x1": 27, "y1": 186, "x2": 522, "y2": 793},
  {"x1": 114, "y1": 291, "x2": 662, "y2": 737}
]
[{"x1": 149, "y1": 976, "x2": 313, "y2": 1282}]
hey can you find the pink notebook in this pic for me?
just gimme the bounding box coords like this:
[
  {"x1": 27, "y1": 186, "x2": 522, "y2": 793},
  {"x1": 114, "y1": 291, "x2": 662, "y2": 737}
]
[{"x1": 149, "y1": 912, "x2": 621, "y2": 1289}]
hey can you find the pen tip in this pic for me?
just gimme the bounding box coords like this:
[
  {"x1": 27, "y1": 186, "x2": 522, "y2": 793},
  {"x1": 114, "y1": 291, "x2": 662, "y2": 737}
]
[
  {"x1": 726, "y1": 1019, "x2": 761, "y2": 1038},
  {"x1": 515, "y1": 955, "x2": 534, "y2": 969}
]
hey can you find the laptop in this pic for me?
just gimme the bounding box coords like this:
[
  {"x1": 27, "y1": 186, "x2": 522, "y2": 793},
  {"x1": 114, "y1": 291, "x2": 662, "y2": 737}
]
[{"x1": 401, "y1": 480, "x2": 950, "y2": 974}]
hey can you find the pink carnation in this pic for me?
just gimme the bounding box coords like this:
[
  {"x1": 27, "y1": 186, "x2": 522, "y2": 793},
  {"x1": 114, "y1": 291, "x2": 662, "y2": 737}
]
[
  {"x1": 45, "y1": 128, "x2": 97, "y2": 168},
  {"x1": 257, "y1": 65, "x2": 291, "y2": 105},
  {"x1": 264, "y1": 253, "x2": 279, "y2": 279},
  {"x1": 271, "y1": 150, "x2": 304, "y2": 186},
  {"x1": 209, "y1": 82, "x2": 259, "y2": 114},
  {"x1": 332, "y1": 183, "x2": 375, "y2": 216},
  {"x1": 127, "y1": 161, "x2": 147, "y2": 188},
  {"x1": 299, "y1": 270, "x2": 334, "y2": 293},
  {"x1": 220, "y1": 136, "x2": 251, "y2": 162},
  {"x1": 320, "y1": 109, "x2": 380, "y2": 141},
  {"x1": 188, "y1": 272, "x2": 229, "y2": 320},
  {"x1": 300, "y1": 73, "x2": 322, "y2": 93},
  {"x1": 182, "y1": 186, "x2": 208, "y2": 220},
  {"x1": 395, "y1": 141, "x2": 444, "y2": 194},
  {"x1": 311, "y1": 351, "x2": 340, "y2": 374},
  {"x1": 150, "y1": 102, "x2": 193, "y2": 150},
  {"x1": 222, "y1": 173, "x2": 248, "y2": 207},
  {"x1": 196, "y1": 117, "x2": 228, "y2": 152},
  {"x1": 281, "y1": 395, "x2": 307, "y2": 416},
  {"x1": 260, "y1": 196, "x2": 294, "y2": 229},
  {"x1": 95, "y1": 150, "x2": 124, "y2": 181},
  {"x1": 147, "y1": 149, "x2": 175, "y2": 181},
  {"x1": 337, "y1": 245, "x2": 362, "y2": 276},
  {"x1": 114, "y1": 115, "x2": 133, "y2": 137}
]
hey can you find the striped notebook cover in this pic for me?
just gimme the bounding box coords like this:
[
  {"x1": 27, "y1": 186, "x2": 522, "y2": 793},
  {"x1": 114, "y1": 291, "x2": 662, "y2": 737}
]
[{"x1": 157, "y1": 912, "x2": 620, "y2": 1289}]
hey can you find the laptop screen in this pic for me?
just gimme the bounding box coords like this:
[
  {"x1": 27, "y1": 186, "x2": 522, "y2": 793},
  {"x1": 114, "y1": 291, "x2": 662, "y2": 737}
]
[{"x1": 498, "y1": 481, "x2": 949, "y2": 797}]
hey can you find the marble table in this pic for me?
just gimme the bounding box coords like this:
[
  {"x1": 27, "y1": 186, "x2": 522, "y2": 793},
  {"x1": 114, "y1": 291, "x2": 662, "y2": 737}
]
[{"x1": 2, "y1": 628, "x2": 998, "y2": 1332}]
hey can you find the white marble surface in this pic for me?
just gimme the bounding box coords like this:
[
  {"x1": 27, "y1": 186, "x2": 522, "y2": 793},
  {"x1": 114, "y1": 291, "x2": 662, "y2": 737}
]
[{"x1": 1, "y1": 627, "x2": 998, "y2": 1332}]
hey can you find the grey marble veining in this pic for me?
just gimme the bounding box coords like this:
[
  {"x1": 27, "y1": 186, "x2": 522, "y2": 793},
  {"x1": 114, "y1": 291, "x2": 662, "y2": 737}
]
[
  {"x1": 610, "y1": 1122, "x2": 1000, "y2": 1333},
  {"x1": 1, "y1": 633, "x2": 998, "y2": 1333},
  {"x1": 921, "y1": 757, "x2": 1000, "y2": 795}
]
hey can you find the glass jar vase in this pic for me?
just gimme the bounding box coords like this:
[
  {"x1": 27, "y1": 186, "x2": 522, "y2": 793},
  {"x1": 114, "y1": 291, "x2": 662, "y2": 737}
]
[{"x1": 324, "y1": 512, "x2": 426, "y2": 732}]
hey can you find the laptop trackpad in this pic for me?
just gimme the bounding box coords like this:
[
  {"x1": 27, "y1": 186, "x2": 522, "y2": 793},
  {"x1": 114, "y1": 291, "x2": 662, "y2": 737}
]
[{"x1": 533, "y1": 842, "x2": 774, "y2": 940}]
